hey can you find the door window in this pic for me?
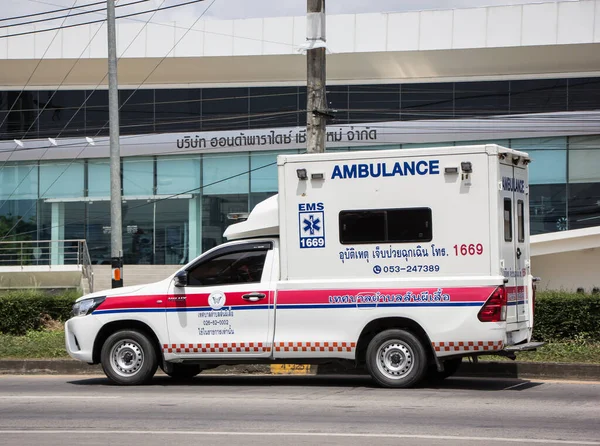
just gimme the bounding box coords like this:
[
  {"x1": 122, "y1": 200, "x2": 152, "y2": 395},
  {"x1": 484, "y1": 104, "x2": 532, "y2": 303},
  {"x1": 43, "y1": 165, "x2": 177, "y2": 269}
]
[
  {"x1": 187, "y1": 250, "x2": 268, "y2": 287},
  {"x1": 504, "y1": 198, "x2": 513, "y2": 242},
  {"x1": 517, "y1": 200, "x2": 525, "y2": 243}
]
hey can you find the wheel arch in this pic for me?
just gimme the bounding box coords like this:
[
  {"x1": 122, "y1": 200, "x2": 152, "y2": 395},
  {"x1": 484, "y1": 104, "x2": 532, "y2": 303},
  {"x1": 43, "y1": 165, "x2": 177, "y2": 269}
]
[
  {"x1": 92, "y1": 319, "x2": 163, "y2": 365},
  {"x1": 355, "y1": 317, "x2": 438, "y2": 367}
]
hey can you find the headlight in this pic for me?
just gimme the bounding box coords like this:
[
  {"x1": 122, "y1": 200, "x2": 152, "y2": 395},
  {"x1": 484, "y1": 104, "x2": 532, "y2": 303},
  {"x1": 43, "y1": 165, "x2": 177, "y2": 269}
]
[{"x1": 72, "y1": 296, "x2": 106, "y2": 317}]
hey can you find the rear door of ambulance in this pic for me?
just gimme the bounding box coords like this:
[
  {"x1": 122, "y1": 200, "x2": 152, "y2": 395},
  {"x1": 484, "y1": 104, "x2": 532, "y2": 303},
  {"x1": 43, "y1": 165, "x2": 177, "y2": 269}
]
[{"x1": 499, "y1": 159, "x2": 530, "y2": 331}]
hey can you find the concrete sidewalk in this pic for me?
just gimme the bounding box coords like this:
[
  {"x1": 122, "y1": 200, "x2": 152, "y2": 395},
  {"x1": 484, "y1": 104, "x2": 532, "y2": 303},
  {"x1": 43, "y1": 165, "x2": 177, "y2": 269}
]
[{"x1": 0, "y1": 359, "x2": 599, "y2": 381}]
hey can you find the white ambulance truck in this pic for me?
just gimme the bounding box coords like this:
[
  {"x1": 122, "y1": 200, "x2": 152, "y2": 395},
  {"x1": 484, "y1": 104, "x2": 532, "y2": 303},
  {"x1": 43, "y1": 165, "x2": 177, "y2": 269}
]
[{"x1": 65, "y1": 145, "x2": 542, "y2": 387}]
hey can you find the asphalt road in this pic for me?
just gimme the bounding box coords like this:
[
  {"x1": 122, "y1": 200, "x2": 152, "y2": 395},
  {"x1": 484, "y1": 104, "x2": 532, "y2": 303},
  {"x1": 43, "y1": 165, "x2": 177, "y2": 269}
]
[{"x1": 0, "y1": 374, "x2": 599, "y2": 446}]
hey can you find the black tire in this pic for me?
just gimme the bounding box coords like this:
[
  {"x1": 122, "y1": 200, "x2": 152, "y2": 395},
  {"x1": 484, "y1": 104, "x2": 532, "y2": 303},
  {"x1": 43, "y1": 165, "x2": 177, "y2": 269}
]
[
  {"x1": 366, "y1": 329, "x2": 428, "y2": 388},
  {"x1": 164, "y1": 364, "x2": 202, "y2": 380},
  {"x1": 425, "y1": 358, "x2": 463, "y2": 383},
  {"x1": 100, "y1": 329, "x2": 158, "y2": 385}
]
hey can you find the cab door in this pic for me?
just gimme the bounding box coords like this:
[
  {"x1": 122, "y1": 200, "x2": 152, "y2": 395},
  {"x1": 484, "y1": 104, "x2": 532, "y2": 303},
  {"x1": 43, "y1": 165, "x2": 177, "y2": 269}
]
[
  {"x1": 165, "y1": 241, "x2": 275, "y2": 358},
  {"x1": 499, "y1": 163, "x2": 530, "y2": 325}
]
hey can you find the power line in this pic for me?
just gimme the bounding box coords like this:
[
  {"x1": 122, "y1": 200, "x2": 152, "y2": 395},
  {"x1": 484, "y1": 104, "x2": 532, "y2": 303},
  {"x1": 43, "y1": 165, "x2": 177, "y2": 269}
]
[
  {"x1": 0, "y1": 0, "x2": 206, "y2": 39},
  {"x1": 0, "y1": 0, "x2": 149, "y2": 30},
  {"x1": 0, "y1": 0, "x2": 106, "y2": 22},
  {"x1": 0, "y1": 0, "x2": 82, "y2": 171},
  {"x1": 1, "y1": 0, "x2": 216, "y2": 240},
  {"x1": 0, "y1": 0, "x2": 173, "y2": 229}
]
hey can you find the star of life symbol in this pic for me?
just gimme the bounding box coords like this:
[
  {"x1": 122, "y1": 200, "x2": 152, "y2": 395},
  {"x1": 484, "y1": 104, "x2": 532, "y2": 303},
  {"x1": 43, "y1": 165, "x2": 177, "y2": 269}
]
[
  {"x1": 298, "y1": 208, "x2": 325, "y2": 249},
  {"x1": 303, "y1": 214, "x2": 321, "y2": 235}
]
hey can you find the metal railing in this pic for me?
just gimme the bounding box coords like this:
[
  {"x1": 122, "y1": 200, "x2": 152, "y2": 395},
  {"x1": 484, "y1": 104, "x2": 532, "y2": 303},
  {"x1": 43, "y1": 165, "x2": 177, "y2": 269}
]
[{"x1": 0, "y1": 239, "x2": 94, "y2": 293}]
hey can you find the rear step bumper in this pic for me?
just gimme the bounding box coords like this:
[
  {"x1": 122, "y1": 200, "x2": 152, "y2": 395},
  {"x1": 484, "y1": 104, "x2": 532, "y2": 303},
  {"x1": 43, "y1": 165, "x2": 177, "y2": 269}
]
[{"x1": 504, "y1": 342, "x2": 545, "y2": 352}]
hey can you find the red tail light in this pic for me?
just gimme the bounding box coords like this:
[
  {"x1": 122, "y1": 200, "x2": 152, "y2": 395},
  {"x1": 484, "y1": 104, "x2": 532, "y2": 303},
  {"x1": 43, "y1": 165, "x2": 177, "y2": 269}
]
[{"x1": 478, "y1": 286, "x2": 507, "y2": 322}]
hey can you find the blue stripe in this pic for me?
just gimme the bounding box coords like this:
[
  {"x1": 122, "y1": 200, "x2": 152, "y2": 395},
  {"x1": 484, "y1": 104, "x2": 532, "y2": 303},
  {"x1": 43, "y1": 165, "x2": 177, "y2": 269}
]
[
  {"x1": 276, "y1": 303, "x2": 357, "y2": 310},
  {"x1": 507, "y1": 300, "x2": 527, "y2": 306},
  {"x1": 276, "y1": 302, "x2": 484, "y2": 310},
  {"x1": 94, "y1": 308, "x2": 165, "y2": 315},
  {"x1": 94, "y1": 301, "x2": 487, "y2": 315},
  {"x1": 378, "y1": 302, "x2": 483, "y2": 308},
  {"x1": 94, "y1": 305, "x2": 272, "y2": 315}
]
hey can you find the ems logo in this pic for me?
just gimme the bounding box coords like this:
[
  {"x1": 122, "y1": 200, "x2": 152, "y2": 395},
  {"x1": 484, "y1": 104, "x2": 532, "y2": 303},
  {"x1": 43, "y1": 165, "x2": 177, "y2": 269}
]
[
  {"x1": 208, "y1": 291, "x2": 226, "y2": 310},
  {"x1": 298, "y1": 202, "x2": 326, "y2": 249}
]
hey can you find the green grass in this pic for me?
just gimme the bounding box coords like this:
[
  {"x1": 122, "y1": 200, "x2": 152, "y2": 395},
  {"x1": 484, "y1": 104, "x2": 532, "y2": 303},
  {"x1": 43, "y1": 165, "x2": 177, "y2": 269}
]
[
  {"x1": 1, "y1": 330, "x2": 599, "y2": 364},
  {"x1": 479, "y1": 340, "x2": 600, "y2": 364},
  {"x1": 0, "y1": 329, "x2": 68, "y2": 359}
]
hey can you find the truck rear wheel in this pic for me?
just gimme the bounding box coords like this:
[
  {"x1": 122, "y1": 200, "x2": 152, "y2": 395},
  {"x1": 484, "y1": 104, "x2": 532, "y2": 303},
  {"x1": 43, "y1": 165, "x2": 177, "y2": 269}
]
[
  {"x1": 100, "y1": 329, "x2": 158, "y2": 385},
  {"x1": 366, "y1": 329, "x2": 427, "y2": 388}
]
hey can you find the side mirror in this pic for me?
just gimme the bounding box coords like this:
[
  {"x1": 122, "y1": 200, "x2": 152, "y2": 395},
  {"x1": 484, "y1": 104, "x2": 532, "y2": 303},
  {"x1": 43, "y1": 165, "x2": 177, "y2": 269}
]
[{"x1": 174, "y1": 270, "x2": 188, "y2": 287}]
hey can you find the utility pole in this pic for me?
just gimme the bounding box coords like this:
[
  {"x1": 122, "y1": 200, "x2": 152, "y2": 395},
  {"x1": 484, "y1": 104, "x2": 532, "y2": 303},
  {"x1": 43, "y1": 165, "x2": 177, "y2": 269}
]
[
  {"x1": 107, "y1": 0, "x2": 123, "y2": 288},
  {"x1": 306, "y1": 0, "x2": 327, "y2": 153}
]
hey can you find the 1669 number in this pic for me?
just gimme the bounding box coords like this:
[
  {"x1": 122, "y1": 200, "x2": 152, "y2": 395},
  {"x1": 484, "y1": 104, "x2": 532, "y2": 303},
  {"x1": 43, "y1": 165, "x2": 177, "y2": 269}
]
[{"x1": 454, "y1": 243, "x2": 484, "y2": 256}]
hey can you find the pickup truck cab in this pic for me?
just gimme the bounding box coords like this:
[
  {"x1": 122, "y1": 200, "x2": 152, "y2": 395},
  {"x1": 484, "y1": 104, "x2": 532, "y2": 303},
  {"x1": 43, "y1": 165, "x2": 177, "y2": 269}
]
[{"x1": 66, "y1": 145, "x2": 542, "y2": 387}]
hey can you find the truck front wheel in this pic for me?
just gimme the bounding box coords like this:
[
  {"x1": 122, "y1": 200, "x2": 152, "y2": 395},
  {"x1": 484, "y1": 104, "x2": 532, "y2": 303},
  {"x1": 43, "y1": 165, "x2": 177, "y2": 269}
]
[
  {"x1": 100, "y1": 329, "x2": 158, "y2": 385},
  {"x1": 366, "y1": 329, "x2": 427, "y2": 388}
]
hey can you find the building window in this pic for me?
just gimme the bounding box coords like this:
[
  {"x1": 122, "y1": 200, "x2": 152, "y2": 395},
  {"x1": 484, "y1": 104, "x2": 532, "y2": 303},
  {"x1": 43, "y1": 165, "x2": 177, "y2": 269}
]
[
  {"x1": 348, "y1": 84, "x2": 400, "y2": 124},
  {"x1": 202, "y1": 87, "x2": 249, "y2": 131},
  {"x1": 510, "y1": 79, "x2": 567, "y2": 114},
  {"x1": 568, "y1": 135, "x2": 600, "y2": 183},
  {"x1": 157, "y1": 156, "x2": 200, "y2": 196},
  {"x1": 38, "y1": 90, "x2": 86, "y2": 138},
  {"x1": 119, "y1": 89, "x2": 155, "y2": 135},
  {"x1": 40, "y1": 161, "x2": 84, "y2": 199},
  {"x1": 85, "y1": 90, "x2": 109, "y2": 136},
  {"x1": 123, "y1": 157, "x2": 154, "y2": 196},
  {"x1": 568, "y1": 183, "x2": 600, "y2": 231},
  {"x1": 529, "y1": 184, "x2": 568, "y2": 234},
  {"x1": 568, "y1": 77, "x2": 600, "y2": 111},
  {"x1": 454, "y1": 81, "x2": 509, "y2": 117},
  {"x1": 249, "y1": 87, "x2": 298, "y2": 129},
  {"x1": 510, "y1": 137, "x2": 567, "y2": 185},
  {"x1": 401, "y1": 83, "x2": 454, "y2": 121},
  {"x1": 155, "y1": 88, "x2": 201, "y2": 133},
  {"x1": 339, "y1": 208, "x2": 432, "y2": 244}
]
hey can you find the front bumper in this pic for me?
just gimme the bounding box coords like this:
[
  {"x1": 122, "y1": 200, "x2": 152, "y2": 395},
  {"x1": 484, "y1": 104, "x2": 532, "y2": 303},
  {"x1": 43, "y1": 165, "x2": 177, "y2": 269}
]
[{"x1": 64, "y1": 316, "x2": 103, "y2": 363}]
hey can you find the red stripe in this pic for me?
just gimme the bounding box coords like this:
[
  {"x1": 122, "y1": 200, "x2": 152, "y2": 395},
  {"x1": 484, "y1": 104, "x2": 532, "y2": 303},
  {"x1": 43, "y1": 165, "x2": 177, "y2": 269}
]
[
  {"x1": 97, "y1": 286, "x2": 496, "y2": 312},
  {"x1": 277, "y1": 287, "x2": 496, "y2": 305},
  {"x1": 98, "y1": 291, "x2": 270, "y2": 311}
]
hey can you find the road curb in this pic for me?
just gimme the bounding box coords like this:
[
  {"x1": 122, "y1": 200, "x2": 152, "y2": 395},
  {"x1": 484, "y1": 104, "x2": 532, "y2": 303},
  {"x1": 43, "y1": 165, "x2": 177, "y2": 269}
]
[{"x1": 0, "y1": 359, "x2": 599, "y2": 381}]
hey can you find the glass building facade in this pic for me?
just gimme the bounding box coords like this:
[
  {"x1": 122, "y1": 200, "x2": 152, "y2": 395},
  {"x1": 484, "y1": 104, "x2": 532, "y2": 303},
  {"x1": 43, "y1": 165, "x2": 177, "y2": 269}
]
[{"x1": 1, "y1": 77, "x2": 599, "y2": 265}]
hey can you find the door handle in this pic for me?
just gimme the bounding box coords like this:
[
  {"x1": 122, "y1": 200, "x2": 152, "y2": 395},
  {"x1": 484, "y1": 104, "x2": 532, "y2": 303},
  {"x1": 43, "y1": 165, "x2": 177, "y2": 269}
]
[
  {"x1": 242, "y1": 293, "x2": 266, "y2": 302},
  {"x1": 516, "y1": 247, "x2": 522, "y2": 259}
]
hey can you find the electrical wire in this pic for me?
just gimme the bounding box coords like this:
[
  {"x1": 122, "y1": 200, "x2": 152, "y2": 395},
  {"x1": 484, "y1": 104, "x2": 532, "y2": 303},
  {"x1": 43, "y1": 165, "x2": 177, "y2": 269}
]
[
  {"x1": 0, "y1": 0, "x2": 106, "y2": 22},
  {"x1": 1, "y1": 0, "x2": 216, "y2": 240},
  {"x1": 0, "y1": 0, "x2": 149, "y2": 30},
  {"x1": 0, "y1": 0, "x2": 174, "y2": 233},
  {"x1": 0, "y1": 0, "x2": 206, "y2": 39}
]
